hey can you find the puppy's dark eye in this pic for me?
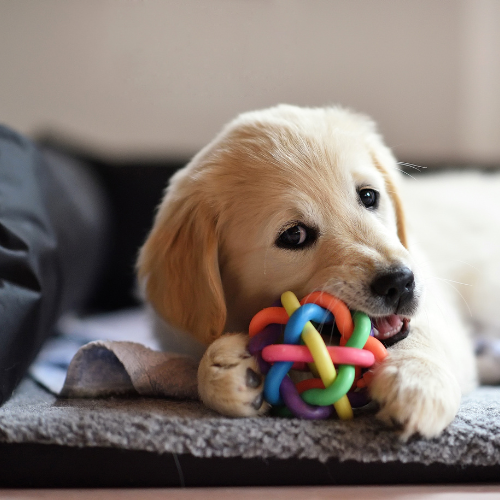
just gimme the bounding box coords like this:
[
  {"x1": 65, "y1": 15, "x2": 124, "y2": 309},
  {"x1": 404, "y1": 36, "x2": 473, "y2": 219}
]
[
  {"x1": 276, "y1": 224, "x2": 317, "y2": 250},
  {"x1": 359, "y1": 188, "x2": 379, "y2": 209}
]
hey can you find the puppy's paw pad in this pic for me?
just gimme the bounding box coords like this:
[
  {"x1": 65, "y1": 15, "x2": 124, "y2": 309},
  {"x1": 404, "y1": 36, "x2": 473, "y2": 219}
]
[
  {"x1": 198, "y1": 333, "x2": 268, "y2": 417},
  {"x1": 246, "y1": 367, "x2": 262, "y2": 388}
]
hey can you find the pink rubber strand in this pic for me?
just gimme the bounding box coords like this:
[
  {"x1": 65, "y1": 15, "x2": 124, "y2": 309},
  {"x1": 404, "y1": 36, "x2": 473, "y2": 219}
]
[{"x1": 262, "y1": 344, "x2": 375, "y2": 367}]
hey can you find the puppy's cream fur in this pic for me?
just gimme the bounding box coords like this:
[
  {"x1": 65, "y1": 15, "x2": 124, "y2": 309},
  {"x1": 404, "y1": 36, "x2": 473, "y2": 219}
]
[{"x1": 138, "y1": 105, "x2": 480, "y2": 438}]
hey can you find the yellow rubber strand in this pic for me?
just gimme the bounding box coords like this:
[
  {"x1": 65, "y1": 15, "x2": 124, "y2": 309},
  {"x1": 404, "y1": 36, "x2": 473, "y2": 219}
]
[{"x1": 280, "y1": 291, "x2": 353, "y2": 420}]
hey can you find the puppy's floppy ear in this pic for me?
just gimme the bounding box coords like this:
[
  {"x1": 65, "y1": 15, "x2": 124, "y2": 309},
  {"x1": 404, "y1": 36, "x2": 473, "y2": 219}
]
[
  {"x1": 137, "y1": 183, "x2": 226, "y2": 345},
  {"x1": 367, "y1": 134, "x2": 408, "y2": 249}
]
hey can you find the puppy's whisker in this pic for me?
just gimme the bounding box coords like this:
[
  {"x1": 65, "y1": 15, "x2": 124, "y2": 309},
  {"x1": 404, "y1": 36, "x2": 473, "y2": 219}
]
[
  {"x1": 308, "y1": 287, "x2": 335, "y2": 344},
  {"x1": 394, "y1": 168, "x2": 417, "y2": 181},
  {"x1": 425, "y1": 286, "x2": 448, "y2": 324},
  {"x1": 447, "y1": 259, "x2": 480, "y2": 272},
  {"x1": 438, "y1": 281, "x2": 473, "y2": 317},
  {"x1": 322, "y1": 280, "x2": 344, "y2": 294},
  {"x1": 431, "y1": 276, "x2": 472, "y2": 287},
  {"x1": 397, "y1": 161, "x2": 427, "y2": 172},
  {"x1": 317, "y1": 323, "x2": 325, "y2": 336}
]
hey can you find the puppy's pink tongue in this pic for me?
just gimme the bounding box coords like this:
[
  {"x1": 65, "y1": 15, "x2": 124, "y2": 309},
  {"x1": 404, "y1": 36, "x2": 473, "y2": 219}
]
[{"x1": 373, "y1": 315, "x2": 403, "y2": 340}]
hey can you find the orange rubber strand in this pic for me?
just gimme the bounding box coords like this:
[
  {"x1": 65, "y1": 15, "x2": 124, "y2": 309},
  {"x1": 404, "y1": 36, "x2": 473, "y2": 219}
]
[
  {"x1": 363, "y1": 337, "x2": 388, "y2": 363},
  {"x1": 357, "y1": 370, "x2": 375, "y2": 389},
  {"x1": 248, "y1": 307, "x2": 290, "y2": 337},
  {"x1": 300, "y1": 291, "x2": 354, "y2": 338}
]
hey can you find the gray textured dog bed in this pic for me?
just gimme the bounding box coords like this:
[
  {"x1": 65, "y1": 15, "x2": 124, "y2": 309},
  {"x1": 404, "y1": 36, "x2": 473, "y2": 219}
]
[{"x1": 1, "y1": 377, "x2": 499, "y2": 487}]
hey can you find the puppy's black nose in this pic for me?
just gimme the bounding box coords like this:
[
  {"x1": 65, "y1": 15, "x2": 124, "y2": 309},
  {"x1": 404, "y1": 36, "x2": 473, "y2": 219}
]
[{"x1": 371, "y1": 267, "x2": 415, "y2": 311}]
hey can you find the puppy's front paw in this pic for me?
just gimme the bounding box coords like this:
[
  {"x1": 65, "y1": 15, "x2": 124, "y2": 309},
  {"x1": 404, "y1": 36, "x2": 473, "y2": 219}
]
[
  {"x1": 369, "y1": 352, "x2": 461, "y2": 439},
  {"x1": 198, "y1": 333, "x2": 269, "y2": 417}
]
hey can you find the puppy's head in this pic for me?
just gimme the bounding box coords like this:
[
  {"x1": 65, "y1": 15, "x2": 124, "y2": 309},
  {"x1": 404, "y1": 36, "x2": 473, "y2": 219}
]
[{"x1": 138, "y1": 105, "x2": 421, "y2": 346}]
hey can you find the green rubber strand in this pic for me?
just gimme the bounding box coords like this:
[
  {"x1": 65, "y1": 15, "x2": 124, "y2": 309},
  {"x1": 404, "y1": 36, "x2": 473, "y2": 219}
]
[
  {"x1": 271, "y1": 406, "x2": 294, "y2": 418},
  {"x1": 301, "y1": 311, "x2": 372, "y2": 407}
]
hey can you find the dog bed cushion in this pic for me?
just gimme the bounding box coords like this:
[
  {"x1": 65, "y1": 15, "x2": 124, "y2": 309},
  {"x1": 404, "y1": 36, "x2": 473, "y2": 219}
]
[{"x1": 1, "y1": 375, "x2": 499, "y2": 487}]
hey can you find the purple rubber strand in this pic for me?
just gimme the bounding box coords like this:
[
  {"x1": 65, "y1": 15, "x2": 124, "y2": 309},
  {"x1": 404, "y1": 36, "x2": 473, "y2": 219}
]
[
  {"x1": 248, "y1": 323, "x2": 283, "y2": 375},
  {"x1": 255, "y1": 352, "x2": 269, "y2": 375},
  {"x1": 280, "y1": 376, "x2": 334, "y2": 419},
  {"x1": 248, "y1": 324, "x2": 282, "y2": 355},
  {"x1": 347, "y1": 389, "x2": 371, "y2": 408}
]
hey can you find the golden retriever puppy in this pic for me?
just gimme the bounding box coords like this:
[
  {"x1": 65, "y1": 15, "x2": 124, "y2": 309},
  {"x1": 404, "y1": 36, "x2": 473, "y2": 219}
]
[{"x1": 137, "y1": 105, "x2": 478, "y2": 439}]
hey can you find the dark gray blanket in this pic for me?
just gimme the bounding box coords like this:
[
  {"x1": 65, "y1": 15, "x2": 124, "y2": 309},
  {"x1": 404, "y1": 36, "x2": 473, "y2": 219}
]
[{"x1": 1, "y1": 378, "x2": 499, "y2": 467}]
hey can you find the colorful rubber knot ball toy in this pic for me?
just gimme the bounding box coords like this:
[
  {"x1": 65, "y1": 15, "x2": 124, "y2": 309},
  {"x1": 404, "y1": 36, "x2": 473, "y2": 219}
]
[{"x1": 247, "y1": 291, "x2": 388, "y2": 420}]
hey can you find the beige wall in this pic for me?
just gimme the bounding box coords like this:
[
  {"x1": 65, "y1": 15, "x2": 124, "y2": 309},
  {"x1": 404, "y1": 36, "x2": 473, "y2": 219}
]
[{"x1": 0, "y1": 0, "x2": 499, "y2": 163}]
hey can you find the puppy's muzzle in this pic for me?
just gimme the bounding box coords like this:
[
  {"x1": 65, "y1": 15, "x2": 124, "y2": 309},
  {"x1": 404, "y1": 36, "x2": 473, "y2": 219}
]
[{"x1": 371, "y1": 266, "x2": 415, "y2": 314}]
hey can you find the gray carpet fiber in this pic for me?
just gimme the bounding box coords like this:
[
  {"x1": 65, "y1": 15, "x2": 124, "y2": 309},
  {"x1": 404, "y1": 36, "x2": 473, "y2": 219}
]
[{"x1": 1, "y1": 378, "x2": 500, "y2": 466}]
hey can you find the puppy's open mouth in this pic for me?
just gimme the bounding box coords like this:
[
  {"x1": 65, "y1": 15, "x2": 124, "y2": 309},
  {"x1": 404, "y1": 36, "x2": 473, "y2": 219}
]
[{"x1": 371, "y1": 315, "x2": 410, "y2": 347}]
